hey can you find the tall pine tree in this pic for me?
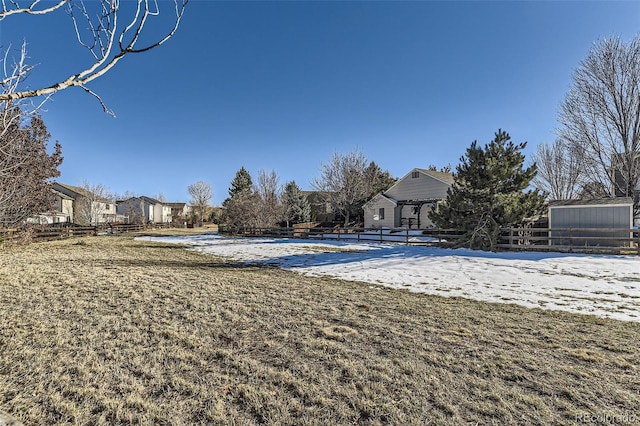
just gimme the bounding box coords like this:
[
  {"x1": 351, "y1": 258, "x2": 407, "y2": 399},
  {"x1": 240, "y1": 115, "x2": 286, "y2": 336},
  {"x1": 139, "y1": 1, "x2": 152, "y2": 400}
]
[
  {"x1": 225, "y1": 166, "x2": 253, "y2": 202},
  {"x1": 222, "y1": 167, "x2": 258, "y2": 228},
  {"x1": 364, "y1": 161, "x2": 397, "y2": 200},
  {"x1": 429, "y1": 130, "x2": 546, "y2": 251},
  {"x1": 282, "y1": 181, "x2": 311, "y2": 227}
]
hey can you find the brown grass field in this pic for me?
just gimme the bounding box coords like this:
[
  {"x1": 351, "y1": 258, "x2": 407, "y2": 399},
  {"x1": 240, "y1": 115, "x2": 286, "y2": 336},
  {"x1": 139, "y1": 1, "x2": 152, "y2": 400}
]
[{"x1": 0, "y1": 234, "x2": 639, "y2": 425}]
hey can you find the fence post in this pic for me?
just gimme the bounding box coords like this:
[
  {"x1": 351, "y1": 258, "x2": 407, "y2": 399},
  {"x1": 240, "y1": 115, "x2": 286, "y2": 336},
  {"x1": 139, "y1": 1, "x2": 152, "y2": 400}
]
[
  {"x1": 569, "y1": 228, "x2": 573, "y2": 253},
  {"x1": 406, "y1": 228, "x2": 409, "y2": 245},
  {"x1": 380, "y1": 228, "x2": 383, "y2": 243}
]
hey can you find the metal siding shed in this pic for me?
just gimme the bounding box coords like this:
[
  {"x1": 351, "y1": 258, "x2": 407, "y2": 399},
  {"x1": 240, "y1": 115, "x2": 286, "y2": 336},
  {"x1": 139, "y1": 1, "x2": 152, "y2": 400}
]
[{"x1": 548, "y1": 198, "x2": 633, "y2": 247}]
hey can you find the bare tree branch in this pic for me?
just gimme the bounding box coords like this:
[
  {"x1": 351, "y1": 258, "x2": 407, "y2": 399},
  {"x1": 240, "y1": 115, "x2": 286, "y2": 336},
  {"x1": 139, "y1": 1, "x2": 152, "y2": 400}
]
[
  {"x1": 532, "y1": 139, "x2": 585, "y2": 200},
  {"x1": 0, "y1": 0, "x2": 68, "y2": 19},
  {"x1": 0, "y1": 0, "x2": 189, "y2": 112},
  {"x1": 188, "y1": 180, "x2": 212, "y2": 224},
  {"x1": 312, "y1": 149, "x2": 368, "y2": 226},
  {"x1": 559, "y1": 36, "x2": 640, "y2": 212}
]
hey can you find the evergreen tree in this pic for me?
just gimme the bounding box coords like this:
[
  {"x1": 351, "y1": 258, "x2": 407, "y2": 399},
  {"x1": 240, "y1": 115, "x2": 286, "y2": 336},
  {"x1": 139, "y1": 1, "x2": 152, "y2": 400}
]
[
  {"x1": 364, "y1": 161, "x2": 397, "y2": 200},
  {"x1": 282, "y1": 181, "x2": 311, "y2": 227},
  {"x1": 429, "y1": 130, "x2": 546, "y2": 251},
  {"x1": 225, "y1": 166, "x2": 253, "y2": 202},
  {"x1": 222, "y1": 167, "x2": 258, "y2": 228}
]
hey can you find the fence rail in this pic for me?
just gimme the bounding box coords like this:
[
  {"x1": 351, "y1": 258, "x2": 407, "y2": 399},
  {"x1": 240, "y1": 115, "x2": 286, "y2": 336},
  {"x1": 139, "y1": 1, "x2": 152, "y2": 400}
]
[
  {"x1": 0, "y1": 222, "x2": 175, "y2": 245},
  {"x1": 4, "y1": 223, "x2": 638, "y2": 254},
  {"x1": 499, "y1": 227, "x2": 640, "y2": 254},
  {"x1": 220, "y1": 225, "x2": 640, "y2": 254},
  {"x1": 219, "y1": 225, "x2": 464, "y2": 245}
]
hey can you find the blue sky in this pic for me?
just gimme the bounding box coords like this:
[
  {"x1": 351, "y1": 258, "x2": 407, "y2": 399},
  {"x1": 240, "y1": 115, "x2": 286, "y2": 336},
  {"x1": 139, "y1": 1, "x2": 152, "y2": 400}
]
[{"x1": 2, "y1": 1, "x2": 639, "y2": 204}]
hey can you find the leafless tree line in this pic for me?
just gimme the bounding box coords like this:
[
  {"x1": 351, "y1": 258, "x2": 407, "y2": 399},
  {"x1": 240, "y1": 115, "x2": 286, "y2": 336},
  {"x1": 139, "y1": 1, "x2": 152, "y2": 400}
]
[{"x1": 534, "y1": 36, "x2": 640, "y2": 213}]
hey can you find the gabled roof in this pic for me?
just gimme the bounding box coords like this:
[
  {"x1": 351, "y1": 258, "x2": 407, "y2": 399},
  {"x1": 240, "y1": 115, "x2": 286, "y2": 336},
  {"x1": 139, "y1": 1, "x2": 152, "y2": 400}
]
[
  {"x1": 53, "y1": 183, "x2": 113, "y2": 204},
  {"x1": 140, "y1": 196, "x2": 164, "y2": 205},
  {"x1": 414, "y1": 168, "x2": 455, "y2": 185},
  {"x1": 382, "y1": 167, "x2": 454, "y2": 196},
  {"x1": 165, "y1": 202, "x2": 187, "y2": 208},
  {"x1": 54, "y1": 183, "x2": 90, "y2": 198},
  {"x1": 363, "y1": 193, "x2": 397, "y2": 208},
  {"x1": 52, "y1": 189, "x2": 73, "y2": 200},
  {"x1": 116, "y1": 196, "x2": 141, "y2": 204}
]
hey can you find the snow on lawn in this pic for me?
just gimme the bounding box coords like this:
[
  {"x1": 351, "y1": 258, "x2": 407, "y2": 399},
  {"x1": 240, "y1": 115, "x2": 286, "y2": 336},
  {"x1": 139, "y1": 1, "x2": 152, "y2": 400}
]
[{"x1": 137, "y1": 233, "x2": 640, "y2": 322}]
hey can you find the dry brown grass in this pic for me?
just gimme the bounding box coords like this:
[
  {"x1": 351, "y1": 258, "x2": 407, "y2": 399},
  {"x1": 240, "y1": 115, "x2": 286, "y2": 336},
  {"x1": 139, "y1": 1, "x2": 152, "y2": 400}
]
[{"x1": 0, "y1": 236, "x2": 639, "y2": 425}]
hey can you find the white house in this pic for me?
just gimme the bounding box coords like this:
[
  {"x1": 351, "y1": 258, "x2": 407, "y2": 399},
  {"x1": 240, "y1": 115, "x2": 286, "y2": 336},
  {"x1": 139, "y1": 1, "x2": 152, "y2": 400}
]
[
  {"x1": 363, "y1": 168, "x2": 453, "y2": 229},
  {"x1": 33, "y1": 189, "x2": 73, "y2": 223},
  {"x1": 117, "y1": 196, "x2": 172, "y2": 224},
  {"x1": 29, "y1": 189, "x2": 73, "y2": 225},
  {"x1": 165, "y1": 202, "x2": 191, "y2": 222},
  {"x1": 52, "y1": 183, "x2": 117, "y2": 225},
  {"x1": 140, "y1": 196, "x2": 172, "y2": 223}
]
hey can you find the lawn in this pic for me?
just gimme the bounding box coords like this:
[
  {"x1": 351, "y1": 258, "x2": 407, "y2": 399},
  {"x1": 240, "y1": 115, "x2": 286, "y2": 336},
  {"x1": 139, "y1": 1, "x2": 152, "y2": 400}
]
[{"x1": 0, "y1": 236, "x2": 639, "y2": 425}]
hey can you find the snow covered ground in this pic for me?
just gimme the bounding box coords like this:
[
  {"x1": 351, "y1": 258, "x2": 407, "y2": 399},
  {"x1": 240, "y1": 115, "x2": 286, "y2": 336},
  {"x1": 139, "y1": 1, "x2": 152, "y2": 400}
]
[{"x1": 137, "y1": 233, "x2": 640, "y2": 322}]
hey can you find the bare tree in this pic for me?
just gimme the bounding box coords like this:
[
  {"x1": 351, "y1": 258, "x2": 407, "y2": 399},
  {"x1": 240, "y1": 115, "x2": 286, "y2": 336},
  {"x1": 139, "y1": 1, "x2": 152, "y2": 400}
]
[
  {"x1": 0, "y1": 108, "x2": 62, "y2": 227},
  {"x1": 255, "y1": 169, "x2": 283, "y2": 227},
  {"x1": 312, "y1": 149, "x2": 368, "y2": 226},
  {"x1": 559, "y1": 36, "x2": 640, "y2": 210},
  {"x1": 532, "y1": 139, "x2": 585, "y2": 200},
  {"x1": 75, "y1": 181, "x2": 114, "y2": 226},
  {"x1": 0, "y1": 0, "x2": 189, "y2": 114},
  {"x1": 188, "y1": 180, "x2": 212, "y2": 225}
]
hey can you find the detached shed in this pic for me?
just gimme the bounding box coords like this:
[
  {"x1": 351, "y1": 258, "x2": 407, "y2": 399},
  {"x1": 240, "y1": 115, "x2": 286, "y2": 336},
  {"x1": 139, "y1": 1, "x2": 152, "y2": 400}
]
[{"x1": 548, "y1": 198, "x2": 634, "y2": 248}]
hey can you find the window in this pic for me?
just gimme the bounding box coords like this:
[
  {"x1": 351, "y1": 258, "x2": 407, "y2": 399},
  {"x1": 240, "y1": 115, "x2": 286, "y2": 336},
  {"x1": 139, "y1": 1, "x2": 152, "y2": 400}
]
[
  {"x1": 378, "y1": 208, "x2": 385, "y2": 220},
  {"x1": 411, "y1": 171, "x2": 419, "y2": 178}
]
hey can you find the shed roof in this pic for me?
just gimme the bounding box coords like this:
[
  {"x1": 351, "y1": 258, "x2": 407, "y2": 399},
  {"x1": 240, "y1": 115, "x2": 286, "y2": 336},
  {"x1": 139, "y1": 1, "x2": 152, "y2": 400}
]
[{"x1": 549, "y1": 197, "x2": 633, "y2": 207}]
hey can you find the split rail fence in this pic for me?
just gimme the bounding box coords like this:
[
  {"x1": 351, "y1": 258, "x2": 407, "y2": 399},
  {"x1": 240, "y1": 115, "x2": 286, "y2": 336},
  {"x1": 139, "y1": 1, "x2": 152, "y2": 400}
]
[
  {"x1": 0, "y1": 223, "x2": 174, "y2": 244},
  {"x1": 220, "y1": 225, "x2": 640, "y2": 254}
]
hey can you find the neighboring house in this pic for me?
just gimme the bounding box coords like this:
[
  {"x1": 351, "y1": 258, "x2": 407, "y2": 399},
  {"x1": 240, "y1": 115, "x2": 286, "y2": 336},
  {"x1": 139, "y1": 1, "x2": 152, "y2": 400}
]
[
  {"x1": 31, "y1": 189, "x2": 74, "y2": 224},
  {"x1": 165, "y1": 202, "x2": 191, "y2": 223},
  {"x1": 53, "y1": 189, "x2": 74, "y2": 223},
  {"x1": 52, "y1": 183, "x2": 117, "y2": 225},
  {"x1": 302, "y1": 191, "x2": 335, "y2": 223},
  {"x1": 116, "y1": 196, "x2": 172, "y2": 224},
  {"x1": 140, "y1": 196, "x2": 172, "y2": 223},
  {"x1": 548, "y1": 197, "x2": 634, "y2": 247},
  {"x1": 29, "y1": 189, "x2": 72, "y2": 225},
  {"x1": 363, "y1": 168, "x2": 454, "y2": 229},
  {"x1": 116, "y1": 197, "x2": 149, "y2": 224}
]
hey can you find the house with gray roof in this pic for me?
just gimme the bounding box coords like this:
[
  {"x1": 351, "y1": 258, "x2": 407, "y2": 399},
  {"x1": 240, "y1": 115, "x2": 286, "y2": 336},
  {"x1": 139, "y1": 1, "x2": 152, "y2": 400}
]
[{"x1": 363, "y1": 168, "x2": 454, "y2": 229}]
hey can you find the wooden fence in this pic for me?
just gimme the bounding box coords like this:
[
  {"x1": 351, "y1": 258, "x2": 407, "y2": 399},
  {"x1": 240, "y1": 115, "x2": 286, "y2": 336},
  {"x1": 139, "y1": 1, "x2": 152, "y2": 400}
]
[
  {"x1": 0, "y1": 222, "x2": 175, "y2": 244},
  {"x1": 219, "y1": 225, "x2": 464, "y2": 245},
  {"x1": 499, "y1": 227, "x2": 640, "y2": 254},
  {"x1": 220, "y1": 225, "x2": 640, "y2": 254}
]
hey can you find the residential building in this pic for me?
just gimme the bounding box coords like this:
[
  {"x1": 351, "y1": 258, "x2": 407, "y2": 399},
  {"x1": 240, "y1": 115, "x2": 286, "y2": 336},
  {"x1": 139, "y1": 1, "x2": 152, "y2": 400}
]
[
  {"x1": 51, "y1": 183, "x2": 117, "y2": 225},
  {"x1": 116, "y1": 196, "x2": 172, "y2": 224},
  {"x1": 363, "y1": 168, "x2": 453, "y2": 229}
]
